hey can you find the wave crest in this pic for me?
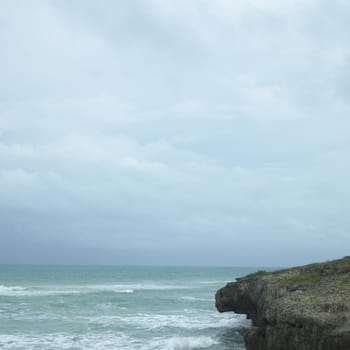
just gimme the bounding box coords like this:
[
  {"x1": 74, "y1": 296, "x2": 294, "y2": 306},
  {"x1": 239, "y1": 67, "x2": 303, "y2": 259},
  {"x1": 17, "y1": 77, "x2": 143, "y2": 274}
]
[
  {"x1": 0, "y1": 285, "x2": 27, "y2": 295},
  {"x1": 159, "y1": 336, "x2": 219, "y2": 349}
]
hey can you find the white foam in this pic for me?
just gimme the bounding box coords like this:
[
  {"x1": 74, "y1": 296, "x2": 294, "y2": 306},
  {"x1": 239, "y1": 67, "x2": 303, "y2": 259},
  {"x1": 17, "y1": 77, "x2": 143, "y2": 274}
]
[
  {"x1": 0, "y1": 333, "x2": 220, "y2": 350},
  {"x1": 149, "y1": 336, "x2": 219, "y2": 350},
  {"x1": 86, "y1": 312, "x2": 248, "y2": 330},
  {"x1": 0, "y1": 282, "x2": 194, "y2": 297},
  {"x1": 0, "y1": 286, "x2": 82, "y2": 297},
  {"x1": 0, "y1": 285, "x2": 28, "y2": 296},
  {"x1": 90, "y1": 283, "x2": 192, "y2": 292},
  {"x1": 180, "y1": 296, "x2": 213, "y2": 301},
  {"x1": 0, "y1": 332, "x2": 136, "y2": 350},
  {"x1": 0, "y1": 284, "x2": 135, "y2": 296},
  {"x1": 114, "y1": 289, "x2": 134, "y2": 294}
]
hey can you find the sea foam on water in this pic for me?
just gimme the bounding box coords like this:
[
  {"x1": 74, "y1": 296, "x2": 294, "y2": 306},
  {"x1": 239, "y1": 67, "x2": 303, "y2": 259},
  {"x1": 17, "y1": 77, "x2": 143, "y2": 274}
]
[{"x1": 0, "y1": 266, "x2": 253, "y2": 349}]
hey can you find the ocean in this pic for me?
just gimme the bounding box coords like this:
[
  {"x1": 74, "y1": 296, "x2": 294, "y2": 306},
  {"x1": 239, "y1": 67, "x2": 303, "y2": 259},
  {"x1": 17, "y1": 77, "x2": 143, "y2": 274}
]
[{"x1": 0, "y1": 265, "x2": 256, "y2": 350}]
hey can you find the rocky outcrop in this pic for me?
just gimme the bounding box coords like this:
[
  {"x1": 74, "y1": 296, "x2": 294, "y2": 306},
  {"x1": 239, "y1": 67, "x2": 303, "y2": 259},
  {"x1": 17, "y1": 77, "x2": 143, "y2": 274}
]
[{"x1": 215, "y1": 256, "x2": 350, "y2": 350}]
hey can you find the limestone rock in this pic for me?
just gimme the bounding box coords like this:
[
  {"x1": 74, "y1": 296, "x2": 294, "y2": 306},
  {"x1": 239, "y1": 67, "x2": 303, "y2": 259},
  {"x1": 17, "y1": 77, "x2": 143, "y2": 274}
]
[{"x1": 215, "y1": 256, "x2": 350, "y2": 350}]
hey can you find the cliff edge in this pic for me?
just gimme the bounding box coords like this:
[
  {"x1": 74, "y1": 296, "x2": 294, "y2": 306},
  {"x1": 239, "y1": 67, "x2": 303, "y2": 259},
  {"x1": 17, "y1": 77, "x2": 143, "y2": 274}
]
[{"x1": 215, "y1": 256, "x2": 350, "y2": 350}]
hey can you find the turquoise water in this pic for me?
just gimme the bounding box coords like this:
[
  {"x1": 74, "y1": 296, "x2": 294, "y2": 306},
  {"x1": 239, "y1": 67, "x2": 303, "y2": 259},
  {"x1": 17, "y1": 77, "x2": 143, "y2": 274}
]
[{"x1": 0, "y1": 266, "x2": 255, "y2": 349}]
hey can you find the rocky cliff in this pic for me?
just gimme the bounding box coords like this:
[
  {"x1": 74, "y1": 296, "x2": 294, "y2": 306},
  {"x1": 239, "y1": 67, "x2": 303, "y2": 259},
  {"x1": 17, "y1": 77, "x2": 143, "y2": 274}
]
[{"x1": 215, "y1": 256, "x2": 350, "y2": 350}]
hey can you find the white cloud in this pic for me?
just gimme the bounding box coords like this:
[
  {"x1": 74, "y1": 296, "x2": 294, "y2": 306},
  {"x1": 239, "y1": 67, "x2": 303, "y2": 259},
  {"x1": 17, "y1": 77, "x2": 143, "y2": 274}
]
[
  {"x1": 0, "y1": 0, "x2": 119, "y2": 100},
  {"x1": 0, "y1": 143, "x2": 34, "y2": 157},
  {"x1": 1, "y1": 0, "x2": 350, "y2": 265},
  {"x1": 0, "y1": 168, "x2": 38, "y2": 187}
]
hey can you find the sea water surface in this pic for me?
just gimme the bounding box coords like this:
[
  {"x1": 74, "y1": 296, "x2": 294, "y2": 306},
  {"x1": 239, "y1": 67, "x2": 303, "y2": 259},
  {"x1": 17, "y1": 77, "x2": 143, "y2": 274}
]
[{"x1": 0, "y1": 265, "x2": 257, "y2": 349}]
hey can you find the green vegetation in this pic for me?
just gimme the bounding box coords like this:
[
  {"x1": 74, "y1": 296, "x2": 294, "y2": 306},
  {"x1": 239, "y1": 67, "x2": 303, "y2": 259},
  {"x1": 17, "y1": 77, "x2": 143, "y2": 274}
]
[
  {"x1": 281, "y1": 271, "x2": 320, "y2": 285},
  {"x1": 245, "y1": 270, "x2": 271, "y2": 278},
  {"x1": 243, "y1": 256, "x2": 350, "y2": 283},
  {"x1": 339, "y1": 256, "x2": 350, "y2": 267}
]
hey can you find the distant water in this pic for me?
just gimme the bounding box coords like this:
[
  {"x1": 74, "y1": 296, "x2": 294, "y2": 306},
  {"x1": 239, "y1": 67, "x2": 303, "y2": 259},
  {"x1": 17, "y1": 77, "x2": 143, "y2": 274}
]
[{"x1": 0, "y1": 265, "x2": 256, "y2": 350}]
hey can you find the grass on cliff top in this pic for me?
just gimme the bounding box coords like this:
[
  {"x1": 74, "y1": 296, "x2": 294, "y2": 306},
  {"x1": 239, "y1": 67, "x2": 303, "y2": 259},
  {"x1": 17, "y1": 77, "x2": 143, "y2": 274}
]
[
  {"x1": 245, "y1": 270, "x2": 321, "y2": 285},
  {"x1": 328, "y1": 256, "x2": 350, "y2": 267},
  {"x1": 280, "y1": 271, "x2": 321, "y2": 285},
  {"x1": 243, "y1": 256, "x2": 350, "y2": 281},
  {"x1": 245, "y1": 270, "x2": 271, "y2": 278},
  {"x1": 244, "y1": 268, "x2": 290, "y2": 279}
]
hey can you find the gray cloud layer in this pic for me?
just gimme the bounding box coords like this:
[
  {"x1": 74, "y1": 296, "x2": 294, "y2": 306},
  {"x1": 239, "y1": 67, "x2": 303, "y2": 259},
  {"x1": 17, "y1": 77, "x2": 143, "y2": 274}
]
[{"x1": 1, "y1": 0, "x2": 350, "y2": 266}]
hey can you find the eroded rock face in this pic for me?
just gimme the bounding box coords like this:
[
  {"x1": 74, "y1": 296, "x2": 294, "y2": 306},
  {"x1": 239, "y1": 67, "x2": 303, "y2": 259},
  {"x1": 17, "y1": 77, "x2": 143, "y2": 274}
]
[{"x1": 215, "y1": 257, "x2": 350, "y2": 350}]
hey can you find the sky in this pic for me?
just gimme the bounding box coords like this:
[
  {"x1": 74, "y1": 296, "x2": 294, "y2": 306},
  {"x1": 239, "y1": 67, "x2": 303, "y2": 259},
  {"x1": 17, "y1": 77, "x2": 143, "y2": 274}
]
[{"x1": 0, "y1": 0, "x2": 350, "y2": 266}]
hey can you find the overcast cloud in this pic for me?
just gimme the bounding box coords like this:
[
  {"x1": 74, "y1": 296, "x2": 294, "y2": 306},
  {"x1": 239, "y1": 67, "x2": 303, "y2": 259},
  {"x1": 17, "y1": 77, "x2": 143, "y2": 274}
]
[{"x1": 1, "y1": 0, "x2": 350, "y2": 266}]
